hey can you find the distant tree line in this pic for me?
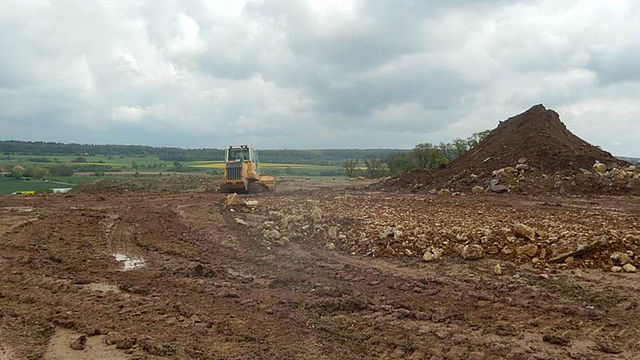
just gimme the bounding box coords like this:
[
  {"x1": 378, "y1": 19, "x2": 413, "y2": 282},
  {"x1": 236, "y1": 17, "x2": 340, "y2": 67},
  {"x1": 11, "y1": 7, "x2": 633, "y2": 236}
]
[
  {"x1": 0, "y1": 141, "x2": 404, "y2": 165},
  {"x1": 342, "y1": 130, "x2": 491, "y2": 178}
]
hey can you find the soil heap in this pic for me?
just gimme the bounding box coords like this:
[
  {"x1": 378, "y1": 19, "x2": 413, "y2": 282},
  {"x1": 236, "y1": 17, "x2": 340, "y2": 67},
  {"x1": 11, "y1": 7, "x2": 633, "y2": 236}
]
[{"x1": 386, "y1": 104, "x2": 638, "y2": 195}]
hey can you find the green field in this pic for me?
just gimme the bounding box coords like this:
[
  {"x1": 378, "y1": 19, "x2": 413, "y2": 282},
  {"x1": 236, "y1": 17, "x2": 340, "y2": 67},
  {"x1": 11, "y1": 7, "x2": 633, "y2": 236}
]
[{"x1": 0, "y1": 177, "x2": 74, "y2": 194}]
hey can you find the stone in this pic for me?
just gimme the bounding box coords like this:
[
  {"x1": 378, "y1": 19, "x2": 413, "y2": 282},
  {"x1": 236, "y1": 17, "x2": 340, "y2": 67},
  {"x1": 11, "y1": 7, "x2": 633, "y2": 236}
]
[
  {"x1": 70, "y1": 335, "x2": 87, "y2": 350},
  {"x1": 244, "y1": 200, "x2": 259, "y2": 206},
  {"x1": 611, "y1": 266, "x2": 623, "y2": 273},
  {"x1": 104, "y1": 331, "x2": 124, "y2": 345},
  {"x1": 328, "y1": 226, "x2": 338, "y2": 239},
  {"x1": 234, "y1": 218, "x2": 248, "y2": 226},
  {"x1": 623, "y1": 264, "x2": 637, "y2": 273},
  {"x1": 516, "y1": 244, "x2": 538, "y2": 257},
  {"x1": 423, "y1": 251, "x2": 437, "y2": 262},
  {"x1": 462, "y1": 244, "x2": 484, "y2": 260},
  {"x1": 493, "y1": 264, "x2": 503, "y2": 275},
  {"x1": 437, "y1": 188, "x2": 451, "y2": 196},
  {"x1": 490, "y1": 184, "x2": 509, "y2": 194},
  {"x1": 515, "y1": 163, "x2": 529, "y2": 171},
  {"x1": 471, "y1": 186, "x2": 484, "y2": 195},
  {"x1": 225, "y1": 193, "x2": 242, "y2": 206},
  {"x1": 326, "y1": 242, "x2": 336, "y2": 251},
  {"x1": 311, "y1": 206, "x2": 323, "y2": 222},
  {"x1": 593, "y1": 162, "x2": 607, "y2": 173},
  {"x1": 610, "y1": 252, "x2": 632, "y2": 266},
  {"x1": 263, "y1": 229, "x2": 281, "y2": 241},
  {"x1": 513, "y1": 223, "x2": 535, "y2": 240},
  {"x1": 518, "y1": 158, "x2": 528, "y2": 164}
]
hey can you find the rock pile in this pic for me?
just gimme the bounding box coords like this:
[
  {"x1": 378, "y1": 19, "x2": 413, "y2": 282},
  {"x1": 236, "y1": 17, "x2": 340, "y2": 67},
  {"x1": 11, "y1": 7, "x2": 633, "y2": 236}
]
[{"x1": 384, "y1": 104, "x2": 636, "y2": 195}]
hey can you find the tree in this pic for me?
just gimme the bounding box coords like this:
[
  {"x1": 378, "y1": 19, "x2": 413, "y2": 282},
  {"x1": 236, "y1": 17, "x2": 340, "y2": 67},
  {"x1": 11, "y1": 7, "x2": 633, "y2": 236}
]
[
  {"x1": 173, "y1": 161, "x2": 183, "y2": 172},
  {"x1": 23, "y1": 165, "x2": 48, "y2": 179},
  {"x1": 386, "y1": 152, "x2": 414, "y2": 176},
  {"x1": 342, "y1": 159, "x2": 358, "y2": 178},
  {"x1": 363, "y1": 158, "x2": 385, "y2": 179},
  {"x1": 412, "y1": 143, "x2": 448, "y2": 170},
  {"x1": 49, "y1": 164, "x2": 75, "y2": 176}
]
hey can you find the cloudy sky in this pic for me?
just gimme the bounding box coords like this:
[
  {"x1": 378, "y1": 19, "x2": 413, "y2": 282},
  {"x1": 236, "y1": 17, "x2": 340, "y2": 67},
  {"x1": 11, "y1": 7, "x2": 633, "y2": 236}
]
[{"x1": 1, "y1": 0, "x2": 639, "y2": 155}]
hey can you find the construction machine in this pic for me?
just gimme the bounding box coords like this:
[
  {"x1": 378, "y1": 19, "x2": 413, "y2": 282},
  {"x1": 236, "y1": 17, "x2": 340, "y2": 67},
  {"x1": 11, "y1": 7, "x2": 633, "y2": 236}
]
[{"x1": 220, "y1": 145, "x2": 276, "y2": 193}]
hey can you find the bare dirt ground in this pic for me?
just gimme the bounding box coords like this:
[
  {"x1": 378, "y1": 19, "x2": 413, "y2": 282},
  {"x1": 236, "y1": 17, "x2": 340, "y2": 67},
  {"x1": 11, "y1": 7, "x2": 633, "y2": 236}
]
[{"x1": 1, "y1": 178, "x2": 639, "y2": 359}]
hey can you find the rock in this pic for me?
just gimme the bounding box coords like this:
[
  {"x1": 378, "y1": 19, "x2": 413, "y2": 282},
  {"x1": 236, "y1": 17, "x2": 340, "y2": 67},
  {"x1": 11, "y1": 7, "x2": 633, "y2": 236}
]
[
  {"x1": 516, "y1": 244, "x2": 538, "y2": 257},
  {"x1": 104, "y1": 331, "x2": 124, "y2": 345},
  {"x1": 116, "y1": 337, "x2": 136, "y2": 350},
  {"x1": 70, "y1": 335, "x2": 87, "y2": 350},
  {"x1": 628, "y1": 165, "x2": 637, "y2": 171},
  {"x1": 515, "y1": 163, "x2": 529, "y2": 171},
  {"x1": 225, "y1": 193, "x2": 241, "y2": 206},
  {"x1": 518, "y1": 158, "x2": 528, "y2": 164},
  {"x1": 243, "y1": 200, "x2": 259, "y2": 207},
  {"x1": 379, "y1": 227, "x2": 402, "y2": 240},
  {"x1": 593, "y1": 162, "x2": 607, "y2": 173},
  {"x1": 462, "y1": 244, "x2": 484, "y2": 260},
  {"x1": 623, "y1": 264, "x2": 637, "y2": 273},
  {"x1": 325, "y1": 242, "x2": 336, "y2": 251},
  {"x1": 328, "y1": 226, "x2": 338, "y2": 239},
  {"x1": 437, "y1": 188, "x2": 451, "y2": 196},
  {"x1": 471, "y1": 186, "x2": 484, "y2": 195},
  {"x1": 543, "y1": 333, "x2": 571, "y2": 346},
  {"x1": 493, "y1": 264, "x2": 503, "y2": 275},
  {"x1": 490, "y1": 184, "x2": 509, "y2": 194},
  {"x1": 234, "y1": 218, "x2": 248, "y2": 226},
  {"x1": 311, "y1": 206, "x2": 323, "y2": 222},
  {"x1": 423, "y1": 248, "x2": 443, "y2": 262},
  {"x1": 513, "y1": 223, "x2": 535, "y2": 241},
  {"x1": 263, "y1": 229, "x2": 281, "y2": 241},
  {"x1": 610, "y1": 252, "x2": 632, "y2": 266},
  {"x1": 611, "y1": 266, "x2": 623, "y2": 273},
  {"x1": 468, "y1": 351, "x2": 487, "y2": 360},
  {"x1": 470, "y1": 174, "x2": 478, "y2": 179}
]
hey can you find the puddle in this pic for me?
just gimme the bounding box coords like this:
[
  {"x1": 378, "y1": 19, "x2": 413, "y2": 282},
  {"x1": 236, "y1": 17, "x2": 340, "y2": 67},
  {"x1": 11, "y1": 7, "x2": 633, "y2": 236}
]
[{"x1": 112, "y1": 253, "x2": 145, "y2": 270}]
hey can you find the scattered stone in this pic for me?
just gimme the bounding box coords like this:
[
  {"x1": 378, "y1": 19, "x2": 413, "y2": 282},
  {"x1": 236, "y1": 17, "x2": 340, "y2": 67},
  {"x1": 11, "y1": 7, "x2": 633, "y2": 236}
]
[
  {"x1": 518, "y1": 158, "x2": 528, "y2": 164},
  {"x1": 263, "y1": 229, "x2": 281, "y2": 241},
  {"x1": 610, "y1": 252, "x2": 632, "y2": 266},
  {"x1": 493, "y1": 264, "x2": 503, "y2": 275},
  {"x1": 225, "y1": 193, "x2": 241, "y2": 206},
  {"x1": 516, "y1": 244, "x2": 538, "y2": 257},
  {"x1": 104, "y1": 331, "x2": 124, "y2": 346},
  {"x1": 244, "y1": 200, "x2": 259, "y2": 207},
  {"x1": 550, "y1": 239, "x2": 603, "y2": 263},
  {"x1": 116, "y1": 337, "x2": 136, "y2": 350},
  {"x1": 471, "y1": 186, "x2": 484, "y2": 195},
  {"x1": 513, "y1": 223, "x2": 535, "y2": 241},
  {"x1": 543, "y1": 333, "x2": 571, "y2": 346},
  {"x1": 328, "y1": 226, "x2": 338, "y2": 239},
  {"x1": 437, "y1": 188, "x2": 451, "y2": 196},
  {"x1": 462, "y1": 244, "x2": 484, "y2": 260},
  {"x1": 325, "y1": 242, "x2": 336, "y2": 251},
  {"x1": 490, "y1": 184, "x2": 509, "y2": 194},
  {"x1": 70, "y1": 335, "x2": 87, "y2": 350},
  {"x1": 593, "y1": 162, "x2": 607, "y2": 173},
  {"x1": 623, "y1": 264, "x2": 637, "y2": 273},
  {"x1": 234, "y1": 218, "x2": 248, "y2": 226},
  {"x1": 422, "y1": 248, "x2": 443, "y2": 262},
  {"x1": 611, "y1": 266, "x2": 623, "y2": 273}
]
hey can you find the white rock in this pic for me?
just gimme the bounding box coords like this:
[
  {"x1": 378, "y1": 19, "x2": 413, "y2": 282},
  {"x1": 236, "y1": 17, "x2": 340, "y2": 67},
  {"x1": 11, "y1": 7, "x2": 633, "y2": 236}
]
[
  {"x1": 493, "y1": 264, "x2": 503, "y2": 275},
  {"x1": 623, "y1": 264, "x2": 637, "y2": 273},
  {"x1": 462, "y1": 245, "x2": 484, "y2": 260}
]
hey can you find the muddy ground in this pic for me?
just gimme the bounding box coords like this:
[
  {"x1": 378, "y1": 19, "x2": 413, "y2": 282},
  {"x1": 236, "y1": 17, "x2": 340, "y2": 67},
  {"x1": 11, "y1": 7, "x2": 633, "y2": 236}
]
[{"x1": 1, "y1": 179, "x2": 639, "y2": 359}]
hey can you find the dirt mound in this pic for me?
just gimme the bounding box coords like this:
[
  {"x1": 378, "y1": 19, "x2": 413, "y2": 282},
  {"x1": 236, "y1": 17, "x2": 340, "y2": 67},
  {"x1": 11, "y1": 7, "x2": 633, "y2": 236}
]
[{"x1": 386, "y1": 104, "x2": 637, "y2": 195}]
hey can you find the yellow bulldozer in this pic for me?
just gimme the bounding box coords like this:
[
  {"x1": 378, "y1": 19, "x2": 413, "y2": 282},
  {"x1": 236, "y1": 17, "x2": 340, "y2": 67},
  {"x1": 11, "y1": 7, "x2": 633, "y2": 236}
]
[{"x1": 220, "y1": 145, "x2": 276, "y2": 193}]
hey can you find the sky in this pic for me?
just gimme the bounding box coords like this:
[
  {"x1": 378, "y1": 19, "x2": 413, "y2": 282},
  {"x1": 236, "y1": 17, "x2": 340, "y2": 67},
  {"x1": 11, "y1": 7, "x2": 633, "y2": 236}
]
[{"x1": 1, "y1": 0, "x2": 639, "y2": 155}]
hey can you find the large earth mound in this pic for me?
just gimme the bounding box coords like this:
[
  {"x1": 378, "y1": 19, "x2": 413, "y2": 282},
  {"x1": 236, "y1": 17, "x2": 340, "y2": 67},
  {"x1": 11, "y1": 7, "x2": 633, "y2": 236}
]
[{"x1": 385, "y1": 104, "x2": 639, "y2": 195}]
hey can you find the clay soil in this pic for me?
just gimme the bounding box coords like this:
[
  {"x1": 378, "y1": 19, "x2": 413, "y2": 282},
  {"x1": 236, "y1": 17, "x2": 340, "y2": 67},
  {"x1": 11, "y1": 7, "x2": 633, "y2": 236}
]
[{"x1": 1, "y1": 179, "x2": 640, "y2": 359}]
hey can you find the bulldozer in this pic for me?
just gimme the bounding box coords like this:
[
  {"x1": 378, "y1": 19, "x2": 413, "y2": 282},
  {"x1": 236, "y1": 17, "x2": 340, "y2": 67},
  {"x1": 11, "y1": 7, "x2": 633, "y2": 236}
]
[{"x1": 219, "y1": 145, "x2": 276, "y2": 193}]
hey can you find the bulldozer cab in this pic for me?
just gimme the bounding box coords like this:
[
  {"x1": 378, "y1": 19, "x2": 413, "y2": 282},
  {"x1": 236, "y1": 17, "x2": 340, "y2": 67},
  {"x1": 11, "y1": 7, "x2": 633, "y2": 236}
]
[{"x1": 225, "y1": 146, "x2": 259, "y2": 172}]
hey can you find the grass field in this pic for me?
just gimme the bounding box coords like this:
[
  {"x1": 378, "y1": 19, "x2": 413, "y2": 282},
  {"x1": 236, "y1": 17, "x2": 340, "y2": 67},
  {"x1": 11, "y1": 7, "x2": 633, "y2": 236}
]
[{"x1": 0, "y1": 177, "x2": 74, "y2": 194}]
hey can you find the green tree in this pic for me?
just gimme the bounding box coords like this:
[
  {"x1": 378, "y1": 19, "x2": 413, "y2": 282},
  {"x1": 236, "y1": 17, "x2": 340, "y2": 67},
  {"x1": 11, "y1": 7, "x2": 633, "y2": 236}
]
[
  {"x1": 386, "y1": 152, "x2": 414, "y2": 176},
  {"x1": 342, "y1": 159, "x2": 358, "y2": 178},
  {"x1": 49, "y1": 164, "x2": 75, "y2": 176},
  {"x1": 412, "y1": 143, "x2": 448, "y2": 169},
  {"x1": 23, "y1": 165, "x2": 48, "y2": 179}
]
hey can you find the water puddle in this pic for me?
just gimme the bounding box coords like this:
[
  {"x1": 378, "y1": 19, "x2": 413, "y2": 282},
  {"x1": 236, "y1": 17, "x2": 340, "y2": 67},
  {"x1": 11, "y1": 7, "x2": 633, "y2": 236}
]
[{"x1": 112, "y1": 253, "x2": 146, "y2": 270}]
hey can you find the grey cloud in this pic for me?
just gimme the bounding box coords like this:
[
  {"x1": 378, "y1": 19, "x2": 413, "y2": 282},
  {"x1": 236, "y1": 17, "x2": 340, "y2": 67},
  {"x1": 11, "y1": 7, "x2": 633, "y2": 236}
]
[{"x1": 0, "y1": 0, "x2": 639, "y2": 155}]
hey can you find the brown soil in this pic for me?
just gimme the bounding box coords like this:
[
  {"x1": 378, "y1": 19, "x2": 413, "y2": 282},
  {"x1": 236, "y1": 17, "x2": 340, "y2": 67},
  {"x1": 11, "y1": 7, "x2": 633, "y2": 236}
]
[
  {"x1": 384, "y1": 105, "x2": 637, "y2": 195},
  {"x1": 1, "y1": 179, "x2": 640, "y2": 359}
]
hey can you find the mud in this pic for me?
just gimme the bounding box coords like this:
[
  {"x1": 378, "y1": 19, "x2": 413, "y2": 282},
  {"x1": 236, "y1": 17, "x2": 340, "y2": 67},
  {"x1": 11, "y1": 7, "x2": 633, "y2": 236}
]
[{"x1": 0, "y1": 180, "x2": 639, "y2": 359}]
